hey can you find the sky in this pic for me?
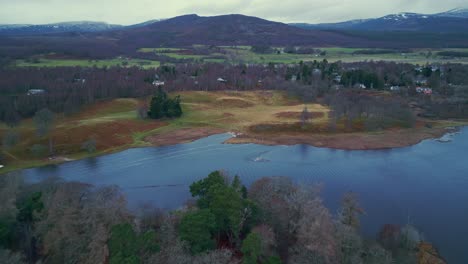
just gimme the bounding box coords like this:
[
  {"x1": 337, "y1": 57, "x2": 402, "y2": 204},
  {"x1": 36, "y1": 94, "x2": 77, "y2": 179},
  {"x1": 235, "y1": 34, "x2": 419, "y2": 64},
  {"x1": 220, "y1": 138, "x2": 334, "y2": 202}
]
[{"x1": 0, "y1": 0, "x2": 467, "y2": 25}]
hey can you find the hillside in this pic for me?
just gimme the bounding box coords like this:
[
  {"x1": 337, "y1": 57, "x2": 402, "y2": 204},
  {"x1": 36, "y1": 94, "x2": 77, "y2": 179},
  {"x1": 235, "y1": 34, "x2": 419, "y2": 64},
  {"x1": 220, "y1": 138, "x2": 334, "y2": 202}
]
[{"x1": 107, "y1": 14, "x2": 362, "y2": 47}]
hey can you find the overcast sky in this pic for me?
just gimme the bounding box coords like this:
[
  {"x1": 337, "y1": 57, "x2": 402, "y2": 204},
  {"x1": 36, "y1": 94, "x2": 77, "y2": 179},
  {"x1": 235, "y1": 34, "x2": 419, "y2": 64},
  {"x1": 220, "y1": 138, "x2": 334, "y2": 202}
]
[{"x1": 1, "y1": 0, "x2": 467, "y2": 25}]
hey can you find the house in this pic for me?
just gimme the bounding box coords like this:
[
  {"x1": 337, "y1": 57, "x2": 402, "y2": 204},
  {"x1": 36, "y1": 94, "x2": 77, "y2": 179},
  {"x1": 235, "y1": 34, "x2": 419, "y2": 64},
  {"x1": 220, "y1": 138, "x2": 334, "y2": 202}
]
[
  {"x1": 333, "y1": 75, "x2": 342, "y2": 83},
  {"x1": 27, "y1": 89, "x2": 45, "y2": 95},
  {"x1": 423, "y1": 88, "x2": 433, "y2": 95},
  {"x1": 217, "y1": 78, "x2": 227, "y2": 83},
  {"x1": 354, "y1": 83, "x2": 366, "y2": 89},
  {"x1": 74, "y1": 78, "x2": 86, "y2": 84},
  {"x1": 416, "y1": 87, "x2": 432, "y2": 95},
  {"x1": 390, "y1": 86, "x2": 400, "y2": 91},
  {"x1": 152, "y1": 81, "x2": 165, "y2": 86},
  {"x1": 415, "y1": 76, "x2": 428, "y2": 85},
  {"x1": 313, "y1": 68, "x2": 322, "y2": 75}
]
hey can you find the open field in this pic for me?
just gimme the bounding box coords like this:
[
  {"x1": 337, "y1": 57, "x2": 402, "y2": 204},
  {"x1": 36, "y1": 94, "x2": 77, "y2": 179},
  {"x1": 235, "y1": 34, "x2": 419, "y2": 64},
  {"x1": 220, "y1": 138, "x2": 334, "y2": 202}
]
[
  {"x1": 11, "y1": 46, "x2": 468, "y2": 68},
  {"x1": 1, "y1": 90, "x2": 464, "y2": 172},
  {"x1": 140, "y1": 45, "x2": 468, "y2": 65}
]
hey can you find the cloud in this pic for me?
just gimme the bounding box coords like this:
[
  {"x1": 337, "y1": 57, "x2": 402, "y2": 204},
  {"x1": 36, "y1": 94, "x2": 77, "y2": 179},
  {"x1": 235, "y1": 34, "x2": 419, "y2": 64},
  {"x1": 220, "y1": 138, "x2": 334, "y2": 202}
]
[{"x1": 0, "y1": 0, "x2": 466, "y2": 25}]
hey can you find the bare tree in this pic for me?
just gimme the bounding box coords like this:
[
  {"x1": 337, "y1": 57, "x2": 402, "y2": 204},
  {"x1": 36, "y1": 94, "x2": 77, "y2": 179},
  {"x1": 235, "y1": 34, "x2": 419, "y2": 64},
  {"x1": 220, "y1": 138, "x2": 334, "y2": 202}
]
[
  {"x1": 301, "y1": 105, "x2": 310, "y2": 128},
  {"x1": 33, "y1": 108, "x2": 55, "y2": 155}
]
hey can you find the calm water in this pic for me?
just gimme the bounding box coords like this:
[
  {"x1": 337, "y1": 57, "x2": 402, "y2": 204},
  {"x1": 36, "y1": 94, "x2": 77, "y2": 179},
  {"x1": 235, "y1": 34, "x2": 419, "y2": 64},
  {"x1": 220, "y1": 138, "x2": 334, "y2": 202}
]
[{"x1": 21, "y1": 128, "x2": 468, "y2": 263}]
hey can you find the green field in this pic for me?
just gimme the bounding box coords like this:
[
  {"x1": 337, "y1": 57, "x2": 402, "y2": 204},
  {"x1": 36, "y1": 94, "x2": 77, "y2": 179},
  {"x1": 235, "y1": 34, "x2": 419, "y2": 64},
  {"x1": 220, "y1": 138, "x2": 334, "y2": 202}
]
[{"x1": 12, "y1": 47, "x2": 468, "y2": 68}]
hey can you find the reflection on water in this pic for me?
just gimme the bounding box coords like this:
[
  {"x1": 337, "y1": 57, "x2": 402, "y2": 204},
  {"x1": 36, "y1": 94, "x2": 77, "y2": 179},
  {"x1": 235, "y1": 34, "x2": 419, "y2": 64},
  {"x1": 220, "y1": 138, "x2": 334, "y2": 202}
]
[{"x1": 18, "y1": 127, "x2": 468, "y2": 263}]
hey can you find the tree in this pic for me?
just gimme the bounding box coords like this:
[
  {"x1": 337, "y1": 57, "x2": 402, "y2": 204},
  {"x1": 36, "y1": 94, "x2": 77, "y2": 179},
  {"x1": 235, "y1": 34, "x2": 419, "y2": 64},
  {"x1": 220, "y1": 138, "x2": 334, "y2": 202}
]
[
  {"x1": 148, "y1": 89, "x2": 166, "y2": 119},
  {"x1": 338, "y1": 192, "x2": 364, "y2": 230},
  {"x1": 108, "y1": 223, "x2": 159, "y2": 264},
  {"x1": 189, "y1": 172, "x2": 257, "y2": 247},
  {"x1": 81, "y1": 138, "x2": 97, "y2": 153},
  {"x1": 179, "y1": 209, "x2": 216, "y2": 254},
  {"x1": 148, "y1": 88, "x2": 183, "y2": 119},
  {"x1": 33, "y1": 108, "x2": 55, "y2": 155},
  {"x1": 301, "y1": 106, "x2": 310, "y2": 128},
  {"x1": 241, "y1": 232, "x2": 262, "y2": 264},
  {"x1": 190, "y1": 171, "x2": 226, "y2": 208}
]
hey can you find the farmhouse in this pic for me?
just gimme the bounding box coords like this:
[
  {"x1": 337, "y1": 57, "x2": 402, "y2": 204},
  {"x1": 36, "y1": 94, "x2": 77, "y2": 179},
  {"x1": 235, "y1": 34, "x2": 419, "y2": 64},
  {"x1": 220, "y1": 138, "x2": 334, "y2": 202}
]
[{"x1": 217, "y1": 77, "x2": 227, "y2": 83}]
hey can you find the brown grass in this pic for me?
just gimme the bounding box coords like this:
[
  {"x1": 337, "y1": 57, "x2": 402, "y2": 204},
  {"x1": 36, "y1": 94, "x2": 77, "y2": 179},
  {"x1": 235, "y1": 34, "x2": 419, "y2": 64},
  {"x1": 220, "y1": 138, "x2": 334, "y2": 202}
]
[
  {"x1": 215, "y1": 97, "x2": 254, "y2": 108},
  {"x1": 275, "y1": 111, "x2": 325, "y2": 119}
]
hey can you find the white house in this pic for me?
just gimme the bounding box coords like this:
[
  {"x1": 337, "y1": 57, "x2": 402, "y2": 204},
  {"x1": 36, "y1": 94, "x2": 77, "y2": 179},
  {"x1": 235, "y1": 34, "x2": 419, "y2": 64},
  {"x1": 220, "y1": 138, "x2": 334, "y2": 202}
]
[
  {"x1": 27, "y1": 89, "x2": 45, "y2": 95},
  {"x1": 354, "y1": 83, "x2": 366, "y2": 89},
  {"x1": 217, "y1": 78, "x2": 227, "y2": 83},
  {"x1": 152, "y1": 81, "x2": 165, "y2": 86}
]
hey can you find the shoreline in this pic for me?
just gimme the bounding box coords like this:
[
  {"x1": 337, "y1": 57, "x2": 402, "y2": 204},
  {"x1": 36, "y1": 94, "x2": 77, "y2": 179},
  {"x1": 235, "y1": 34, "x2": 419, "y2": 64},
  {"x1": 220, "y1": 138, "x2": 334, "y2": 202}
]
[
  {"x1": 1, "y1": 125, "x2": 464, "y2": 174},
  {"x1": 224, "y1": 126, "x2": 459, "y2": 150}
]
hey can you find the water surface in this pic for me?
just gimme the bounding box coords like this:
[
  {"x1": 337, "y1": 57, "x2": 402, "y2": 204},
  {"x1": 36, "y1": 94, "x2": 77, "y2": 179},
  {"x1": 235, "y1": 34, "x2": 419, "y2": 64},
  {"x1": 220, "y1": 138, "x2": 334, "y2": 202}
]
[{"x1": 22, "y1": 128, "x2": 468, "y2": 263}]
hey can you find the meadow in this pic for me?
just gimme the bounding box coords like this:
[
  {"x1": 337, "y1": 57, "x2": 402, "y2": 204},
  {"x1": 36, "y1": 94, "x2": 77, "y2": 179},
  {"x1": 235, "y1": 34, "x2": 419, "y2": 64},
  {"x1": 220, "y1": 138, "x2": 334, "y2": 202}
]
[{"x1": 140, "y1": 45, "x2": 468, "y2": 65}]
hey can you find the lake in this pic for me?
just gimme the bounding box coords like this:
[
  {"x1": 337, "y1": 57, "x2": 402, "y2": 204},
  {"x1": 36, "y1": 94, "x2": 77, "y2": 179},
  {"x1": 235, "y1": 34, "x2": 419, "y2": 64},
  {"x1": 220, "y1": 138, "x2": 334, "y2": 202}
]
[{"x1": 20, "y1": 127, "x2": 468, "y2": 263}]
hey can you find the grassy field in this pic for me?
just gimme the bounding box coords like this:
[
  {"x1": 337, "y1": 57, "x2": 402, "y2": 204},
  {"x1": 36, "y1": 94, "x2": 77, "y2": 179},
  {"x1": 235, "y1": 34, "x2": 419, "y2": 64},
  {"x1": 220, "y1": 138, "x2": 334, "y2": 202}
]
[
  {"x1": 141, "y1": 45, "x2": 468, "y2": 65},
  {"x1": 0, "y1": 91, "x2": 328, "y2": 172},
  {"x1": 15, "y1": 58, "x2": 160, "y2": 68},
  {"x1": 12, "y1": 46, "x2": 468, "y2": 68}
]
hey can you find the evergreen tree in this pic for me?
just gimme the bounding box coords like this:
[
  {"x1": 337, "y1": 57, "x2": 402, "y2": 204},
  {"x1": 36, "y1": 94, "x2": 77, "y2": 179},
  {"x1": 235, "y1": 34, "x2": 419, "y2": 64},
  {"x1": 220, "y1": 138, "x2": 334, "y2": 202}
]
[{"x1": 148, "y1": 88, "x2": 182, "y2": 119}]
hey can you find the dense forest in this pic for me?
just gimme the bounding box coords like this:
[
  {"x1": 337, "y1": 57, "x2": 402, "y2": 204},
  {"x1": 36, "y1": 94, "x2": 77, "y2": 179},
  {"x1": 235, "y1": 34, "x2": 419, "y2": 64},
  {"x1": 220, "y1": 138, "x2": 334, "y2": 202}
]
[{"x1": 0, "y1": 171, "x2": 443, "y2": 264}]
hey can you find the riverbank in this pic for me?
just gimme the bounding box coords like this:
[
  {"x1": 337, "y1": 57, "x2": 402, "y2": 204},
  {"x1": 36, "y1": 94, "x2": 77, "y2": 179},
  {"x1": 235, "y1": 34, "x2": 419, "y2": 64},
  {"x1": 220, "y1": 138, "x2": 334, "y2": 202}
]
[{"x1": 225, "y1": 126, "x2": 457, "y2": 150}]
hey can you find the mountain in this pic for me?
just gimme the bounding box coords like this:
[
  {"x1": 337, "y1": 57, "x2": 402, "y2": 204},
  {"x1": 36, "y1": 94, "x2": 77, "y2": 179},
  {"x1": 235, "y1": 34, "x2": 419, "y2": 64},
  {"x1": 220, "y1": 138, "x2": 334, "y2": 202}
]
[
  {"x1": 0, "y1": 21, "x2": 123, "y2": 35},
  {"x1": 105, "y1": 14, "x2": 363, "y2": 48},
  {"x1": 435, "y1": 8, "x2": 468, "y2": 18},
  {"x1": 2, "y1": 13, "x2": 468, "y2": 60},
  {"x1": 292, "y1": 8, "x2": 468, "y2": 33}
]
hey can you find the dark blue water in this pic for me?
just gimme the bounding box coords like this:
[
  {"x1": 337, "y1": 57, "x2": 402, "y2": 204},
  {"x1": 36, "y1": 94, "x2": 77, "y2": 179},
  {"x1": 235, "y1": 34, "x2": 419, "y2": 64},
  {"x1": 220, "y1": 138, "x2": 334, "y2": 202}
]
[{"x1": 21, "y1": 128, "x2": 468, "y2": 263}]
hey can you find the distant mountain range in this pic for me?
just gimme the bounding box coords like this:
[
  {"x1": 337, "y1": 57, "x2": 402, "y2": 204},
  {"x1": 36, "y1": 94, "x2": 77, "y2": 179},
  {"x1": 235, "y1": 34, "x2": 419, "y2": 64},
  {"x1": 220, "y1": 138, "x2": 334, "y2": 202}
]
[
  {"x1": 2, "y1": 8, "x2": 468, "y2": 36},
  {"x1": 0, "y1": 21, "x2": 124, "y2": 35},
  {"x1": 291, "y1": 8, "x2": 468, "y2": 33},
  {"x1": 2, "y1": 10, "x2": 468, "y2": 59}
]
